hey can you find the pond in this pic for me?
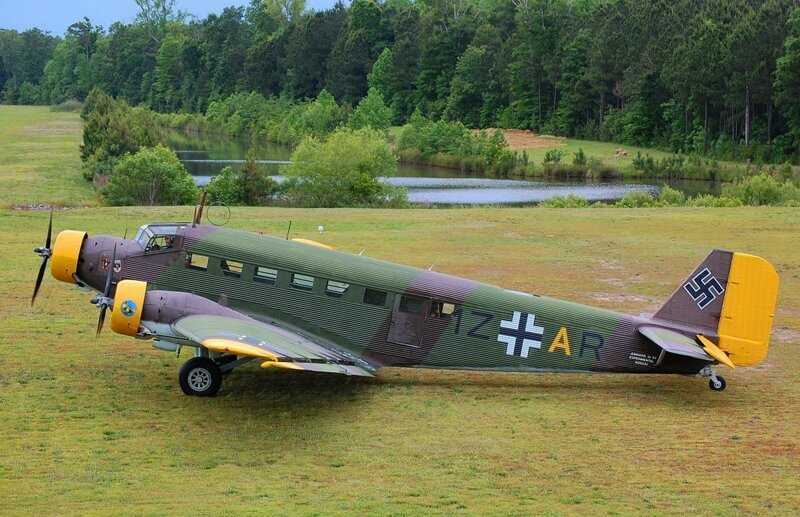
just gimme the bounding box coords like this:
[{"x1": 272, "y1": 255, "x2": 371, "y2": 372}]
[{"x1": 165, "y1": 131, "x2": 721, "y2": 205}]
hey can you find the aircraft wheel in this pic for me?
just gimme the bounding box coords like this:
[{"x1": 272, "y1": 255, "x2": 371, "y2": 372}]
[
  {"x1": 709, "y1": 376, "x2": 726, "y2": 391},
  {"x1": 179, "y1": 357, "x2": 222, "y2": 397}
]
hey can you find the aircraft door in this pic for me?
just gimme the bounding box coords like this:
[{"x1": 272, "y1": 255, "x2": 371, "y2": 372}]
[{"x1": 387, "y1": 295, "x2": 430, "y2": 347}]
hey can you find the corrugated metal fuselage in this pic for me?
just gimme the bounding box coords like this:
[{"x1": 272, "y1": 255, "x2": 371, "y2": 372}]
[{"x1": 109, "y1": 224, "x2": 708, "y2": 376}]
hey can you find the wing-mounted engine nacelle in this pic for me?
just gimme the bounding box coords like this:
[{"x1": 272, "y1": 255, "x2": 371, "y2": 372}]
[
  {"x1": 110, "y1": 280, "x2": 148, "y2": 336},
  {"x1": 110, "y1": 279, "x2": 250, "y2": 338}
]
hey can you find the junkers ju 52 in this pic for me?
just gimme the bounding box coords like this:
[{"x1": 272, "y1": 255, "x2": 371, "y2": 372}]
[{"x1": 32, "y1": 205, "x2": 779, "y2": 397}]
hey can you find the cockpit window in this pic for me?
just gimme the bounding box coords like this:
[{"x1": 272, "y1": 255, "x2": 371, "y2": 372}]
[
  {"x1": 134, "y1": 223, "x2": 186, "y2": 249},
  {"x1": 145, "y1": 235, "x2": 176, "y2": 252}
]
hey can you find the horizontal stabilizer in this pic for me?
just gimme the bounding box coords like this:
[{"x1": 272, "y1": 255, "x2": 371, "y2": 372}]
[{"x1": 638, "y1": 325, "x2": 712, "y2": 362}]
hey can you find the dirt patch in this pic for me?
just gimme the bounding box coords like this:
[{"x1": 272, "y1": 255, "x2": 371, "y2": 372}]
[{"x1": 482, "y1": 128, "x2": 566, "y2": 150}]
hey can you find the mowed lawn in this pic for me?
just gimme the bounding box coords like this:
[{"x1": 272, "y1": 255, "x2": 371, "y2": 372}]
[
  {"x1": 1, "y1": 207, "x2": 798, "y2": 514},
  {"x1": 0, "y1": 106, "x2": 798, "y2": 513},
  {"x1": 0, "y1": 106, "x2": 97, "y2": 209}
]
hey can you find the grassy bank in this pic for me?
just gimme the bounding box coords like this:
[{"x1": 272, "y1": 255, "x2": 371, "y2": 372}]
[
  {"x1": 0, "y1": 106, "x2": 97, "y2": 208},
  {"x1": 1, "y1": 206, "x2": 799, "y2": 514}
]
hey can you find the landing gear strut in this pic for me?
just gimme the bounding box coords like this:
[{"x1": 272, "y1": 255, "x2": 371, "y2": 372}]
[{"x1": 700, "y1": 366, "x2": 726, "y2": 392}]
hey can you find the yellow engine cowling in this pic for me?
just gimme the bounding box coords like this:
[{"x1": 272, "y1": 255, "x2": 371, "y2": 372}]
[
  {"x1": 50, "y1": 230, "x2": 87, "y2": 284},
  {"x1": 110, "y1": 280, "x2": 148, "y2": 336}
]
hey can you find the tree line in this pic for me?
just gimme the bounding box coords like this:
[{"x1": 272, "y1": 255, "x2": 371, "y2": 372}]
[{"x1": 2, "y1": 0, "x2": 800, "y2": 162}]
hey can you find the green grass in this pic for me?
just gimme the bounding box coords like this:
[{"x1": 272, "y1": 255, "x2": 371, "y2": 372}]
[
  {"x1": 0, "y1": 105, "x2": 97, "y2": 209},
  {"x1": 521, "y1": 138, "x2": 676, "y2": 168},
  {"x1": 1, "y1": 107, "x2": 799, "y2": 513}
]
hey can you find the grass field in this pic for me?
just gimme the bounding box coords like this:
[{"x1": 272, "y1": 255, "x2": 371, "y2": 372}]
[
  {"x1": 1, "y1": 107, "x2": 799, "y2": 514},
  {"x1": 0, "y1": 106, "x2": 98, "y2": 209}
]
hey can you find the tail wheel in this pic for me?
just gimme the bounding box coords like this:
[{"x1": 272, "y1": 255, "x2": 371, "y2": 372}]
[
  {"x1": 179, "y1": 357, "x2": 222, "y2": 397},
  {"x1": 709, "y1": 376, "x2": 727, "y2": 391}
]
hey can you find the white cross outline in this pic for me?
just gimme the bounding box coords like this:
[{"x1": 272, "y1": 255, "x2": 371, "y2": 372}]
[{"x1": 497, "y1": 311, "x2": 545, "y2": 358}]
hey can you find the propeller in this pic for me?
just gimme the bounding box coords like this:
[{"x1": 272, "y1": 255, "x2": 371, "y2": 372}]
[
  {"x1": 31, "y1": 210, "x2": 53, "y2": 306},
  {"x1": 91, "y1": 243, "x2": 117, "y2": 336}
]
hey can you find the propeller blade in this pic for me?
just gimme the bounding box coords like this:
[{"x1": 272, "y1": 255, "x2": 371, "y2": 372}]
[
  {"x1": 103, "y1": 244, "x2": 117, "y2": 297},
  {"x1": 31, "y1": 256, "x2": 48, "y2": 306},
  {"x1": 31, "y1": 211, "x2": 54, "y2": 307},
  {"x1": 45, "y1": 210, "x2": 53, "y2": 249},
  {"x1": 96, "y1": 305, "x2": 107, "y2": 336}
]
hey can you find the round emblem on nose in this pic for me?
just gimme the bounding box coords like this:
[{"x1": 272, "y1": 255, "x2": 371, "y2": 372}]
[{"x1": 120, "y1": 300, "x2": 138, "y2": 317}]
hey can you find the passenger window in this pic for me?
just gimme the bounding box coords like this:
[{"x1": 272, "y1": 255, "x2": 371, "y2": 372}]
[
  {"x1": 363, "y1": 288, "x2": 387, "y2": 306},
  {"x1": 290, "y1": 273, "x2": 315, "y2": 291},
  {"x1": 186, "y1": 253, "x2": 208, "y2": 271},
  {"x1": 325, "y1": 280, "x2": 349, "y2": 297},
  {"x1": 430, "y1": 301, "x2": 456, "y2": 318},
  {"x1": 220, "y1": 259, "x2": 243, "y2": 278},
  {"x1": 254, "y1": 266, "x2": 278, "y2": 285},
  {"x1": 399, "y1": 295, "x2": 425, "y2": 315}
]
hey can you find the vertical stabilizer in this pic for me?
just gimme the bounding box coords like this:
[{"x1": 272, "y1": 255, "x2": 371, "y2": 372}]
[
  {"x1": 654, "y1": 249, "x2": 732, "y2": 330},
  {"x1": 654, "y1": 249, "x2": 778, "y2": 367}
]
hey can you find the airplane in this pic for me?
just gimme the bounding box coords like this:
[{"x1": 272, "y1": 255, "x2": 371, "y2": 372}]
[{"x1": 32, "y1": 205, "x2": 779, "y2": 397}]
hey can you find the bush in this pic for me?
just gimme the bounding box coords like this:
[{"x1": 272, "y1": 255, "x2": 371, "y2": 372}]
[
  {"x1": 573, "y1": 148, "x2": 587, "y2": 166},
  {"x1": 283, "y1": 127, "x2": 406, "y2": 208},
  {"x1": 539, "y1": 194, "x2": 590, "y2": 208},
  {"x1": 657, "y1": 185, "x2": 686, "y2": 206},
  {"x1": 105, "y1": 145, "x2": 198, "y2": 206},
  {"x1": 686, "y1": 194, "x2": 743, "y2": 207},
  {"x1": 722, "y1": 173, "x2": 800, "y2": 206},
  {"x1": 207, "y1": 150, "x2": 279, "y2": 206},
  {"x1": 80, "y1": 89, "x2": 162, "y2": 180},
  {"x1": 50, "y1": 99, "x2": 82, "y2": 112},
  {"x1": 543, "y1": 148, "x2": 565, "y2": 164},
  {"x1": 614, "y1": 190, "x2": 655, "y2": 207}
]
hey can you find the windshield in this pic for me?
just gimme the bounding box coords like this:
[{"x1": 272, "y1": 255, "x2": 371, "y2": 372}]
[{"x1": 134, "y1": 223, "x2": 186, "y2": 249}]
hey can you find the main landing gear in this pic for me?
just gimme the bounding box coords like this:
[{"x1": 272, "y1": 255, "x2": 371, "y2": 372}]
[
  {"x1": 699, "y1": 366, "x2": 726, "y2": 392},
  {"x1": 178, "y1": 349, "x2": 253, "y2": 396}
]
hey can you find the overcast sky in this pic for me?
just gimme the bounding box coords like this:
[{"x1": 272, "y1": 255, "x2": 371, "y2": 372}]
[{"x1": 1, "y1": 0, "x2": 338, "y2": 35}]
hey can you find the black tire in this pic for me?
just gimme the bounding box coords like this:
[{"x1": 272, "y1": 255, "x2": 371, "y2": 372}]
[
  {"x1": 709, "y1": 376, "x2": 726, "y2": 391},
  {"x1": 179, "y1": 357, "x2": 222, "y2": 397}
]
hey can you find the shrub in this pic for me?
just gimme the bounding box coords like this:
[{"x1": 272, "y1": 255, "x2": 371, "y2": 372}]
[
  {"x1": 686, "y1": 194, "x2": 743, "y2": 207},
  {"x1": 543, "y1": 148, "x2": 565, "y2": 164},
  {"x1": 573, "y1": 148, "x2": 587, "y2": 166},
  {"x1": 105, "y1": 145, "x2": 198, "y2": 206},
  {"x1": 614, "y1": 190, "x2": 655, "y2": 207},
  {"x1": 50, "y1": 99, "x2": 82, "y2": 112},
  {"x1": 283, "y1": 127, "x2": 407, "y2": 208},
  {"x1": 722, "y1": 173, "x2": 800, "y2": 205},
  {"x1": 657, "y1": 185, "x2": 686, "y2": 206},
  {"x1": 539, "y1": 194, "x2": 590, "y2": 208}
]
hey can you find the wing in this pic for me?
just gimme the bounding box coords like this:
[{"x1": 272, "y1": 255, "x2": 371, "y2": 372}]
[{"x1": 173, "y1": 314, "x2": 375, "y2": 377}]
